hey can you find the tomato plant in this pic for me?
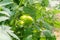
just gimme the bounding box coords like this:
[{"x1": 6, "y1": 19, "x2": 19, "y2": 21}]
[{"x1": 0, "y1": 0, "x2": 60, "y2": 40}]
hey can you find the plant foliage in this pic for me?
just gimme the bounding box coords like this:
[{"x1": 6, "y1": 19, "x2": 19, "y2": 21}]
[{"x1": 0, "y1": 0, "x2": 60, "y2": 40}]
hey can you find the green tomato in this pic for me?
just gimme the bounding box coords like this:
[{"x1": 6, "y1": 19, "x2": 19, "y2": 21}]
[
  {"x1": 16, "y1": 20, "x2": 24, "y2": 26},
  {"x1": 20, "y1": 15, "x2": 33, "y2": 25},
  {"x1": 19, "y1": 20, "x2": 24, "y2": 25}
]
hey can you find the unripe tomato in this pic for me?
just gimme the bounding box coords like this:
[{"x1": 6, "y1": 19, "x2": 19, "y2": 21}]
[
  {"x1": 16, "y1": 20, "x2": 24, "y2": 26},
  {"x1": 20, "y1": 15, "x2": 33, "y2": 25},
  {"x1": 19, "y1": 20, "x2": 24, "y2": 25}
]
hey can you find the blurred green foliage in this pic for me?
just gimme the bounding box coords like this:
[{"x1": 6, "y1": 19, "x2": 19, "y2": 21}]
[{"x1": 0, "y1": 0, "x2": 60, "y2": 40}]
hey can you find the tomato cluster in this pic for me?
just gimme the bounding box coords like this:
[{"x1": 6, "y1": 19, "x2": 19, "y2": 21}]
[{"x1": 17, "y1": 15, "x2": 33, "y2": 26}]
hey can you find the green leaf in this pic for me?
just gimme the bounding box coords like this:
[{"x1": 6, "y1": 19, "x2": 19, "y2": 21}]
[
  {"x1": 28, "y1": 0, "x2": 41, "y2": 4},
  {"x1": 0, "y1": 25, "x2": 12, "y2": 40},
  {"x1": 23, "y1": 5, "x2": 37, "y2": 19},
  {"x1": 0, "y1": 11, "x2": 10, "y2": 16},
  {"x1": 13, "y1": 0, "x2": 20, "y2": 5},
  {"x1": 0, "y1": 25, "x2": 20, "y2": 40},
  {"x1": 43, "y1": 30, "x2": 52, "y2": 37},
  {"x1": 0, "y1": 0, "x2": 13, "y2": 6},
  {"x1": 0, "y1": 31, "x2": 12, "y2": 40},
  {"x1": 23, "y1": 27, "x2": 32, "y2": 37},
  {"x1": 0, "y1": 16, "x2": 9, "y2": 22},
  {"x1": 2, "y1": 7, "x2": 11, "y2": 15},
  {"x1": 41, "y1": 0, "x2": 49, "y2": 7},
  {"x1": 40, "y1": 37, "x2": 46, "y2": 40},
  {"x1": 42, "y1": 21, "x2": 53, "y2": 30},
  {"x1": 42, "y1": 30, "x2": 56, "y2": 40},
  {"x1": 53, "y1": 9, "x2": 60, "y2": 14},
  {"x1": 6, "y1": 28, "x2": 20, "y2": 40},
  {"x1": 23, "y1": 35, "x2": 32, "y2": 40},
  {"x1": 54, "y1": 21, "x2": 60, "y2": 28}
]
